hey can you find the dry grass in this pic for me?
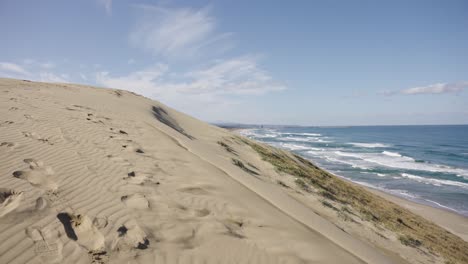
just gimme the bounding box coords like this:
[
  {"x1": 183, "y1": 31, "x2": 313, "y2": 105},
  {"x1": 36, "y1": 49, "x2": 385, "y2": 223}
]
[
  {"x1": 240, "y1": 137, "x2": 468, "y2": 264},
  {"x1": 217, "y1": 141, "x2": 238, "y2": 155},
  {"x1": 232, "y1": 158, "x2": 259, "y2": 176}
]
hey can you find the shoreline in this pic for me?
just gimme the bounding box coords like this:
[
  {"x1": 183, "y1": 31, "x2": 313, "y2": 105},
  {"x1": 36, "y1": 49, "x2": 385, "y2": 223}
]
[
  {"x1": 229, "y1": 127, "x2": 468, "y2": 241},
  {"x1": 367, "y1": 187, "x2": 468, "y2": 241}
]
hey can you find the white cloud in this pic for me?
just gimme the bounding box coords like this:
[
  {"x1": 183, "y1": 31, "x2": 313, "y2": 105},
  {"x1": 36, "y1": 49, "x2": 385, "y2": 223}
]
[
  {"x1": 0, "y1": 61, "x2": 70, "y2": 83},
  {"x1": 401, "y1": 82, "x2": 467, "y2": 95},
  {"x1": 384, "y1": 82, "x2": 467, "y2": 96},
  {"x1": 39, "y1": 62, "x2": 55, "y2": 69},
  {"x1": 39, "y1": 72, "x2": 68, "y2": 83},
  {"x1": 95, "y1": 57, "x2": 285, "y2": 119},
  {"x1": 96, "y1": 57, "x2": 285, "y2": 97},
  {"x1": 129, "y1": 5, "x2": 232, "y2": 57},
  {"x1": 98, "y1": 0, "x2": 112, "y2": 15},
  {"x1": 79, "y1": 73, "x2": 88, "y2": 81},
  {"x1": 0, "y1": 62, "x2": 29, "y2": 75},
  {"x1": 96, "y1": 57, "x2": 286, "y2": 120},
  {"x1": 171, "y1": 56, "x2": 286, "y2": 95},
  {"x1": 96, "y1": 64, "x2": 169, "y2": 96}
]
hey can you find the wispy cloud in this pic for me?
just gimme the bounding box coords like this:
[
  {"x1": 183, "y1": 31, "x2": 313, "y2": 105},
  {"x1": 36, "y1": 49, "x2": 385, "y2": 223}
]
[
  {"x1": 129, "y1": 5, "x2": 232, "y2": 58},
  {"x1": 0, "y1": 62, "x2": 29, "y2": 75},
  {"x1": 96, "y1": 64, "x2": 169, "y2": 96},
  {"x1": 171, "y1": 56, "x2": 286, "y2": 95},
  {"x1": 96, "y1": 56, "x2": 285, "y2": 98},
  {"x1": 97, "y1": 57, "x2": 285, "y2": 120},
  {"x1": 39, "y1": 62, "x2": 55, "y2": 69},
  {"x1": 0, "y1": 60, "x2": 69, "y2": 83},
  {"x1": 383, "y1": 82, "x2": 467, "y2": 96},
  {"x1": 39, "y1": 72, "x2": 68, "y2": 83},
  {"x1": 97, "y1": 0, "x2": 112, "y2": 15}
]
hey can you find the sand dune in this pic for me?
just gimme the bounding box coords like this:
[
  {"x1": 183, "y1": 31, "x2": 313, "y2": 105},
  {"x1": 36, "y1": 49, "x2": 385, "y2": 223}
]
[{"x1": 0, "y1": 78, "x2": 467, "y2": 264}]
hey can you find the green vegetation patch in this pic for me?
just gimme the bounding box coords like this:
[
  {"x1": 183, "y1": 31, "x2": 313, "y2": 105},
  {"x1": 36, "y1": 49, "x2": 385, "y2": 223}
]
[{"x1": 294, "y1": 178, "x2": 310, "y2": 192}]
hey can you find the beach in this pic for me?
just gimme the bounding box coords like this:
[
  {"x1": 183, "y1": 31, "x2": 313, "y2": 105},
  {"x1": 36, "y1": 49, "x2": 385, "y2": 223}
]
[
  {"x1": 1, "y1": 78, "x2": 467, "y2": 264},
  {"x1": 368, "y1": 188, "x2": 468, "y2": 242}
]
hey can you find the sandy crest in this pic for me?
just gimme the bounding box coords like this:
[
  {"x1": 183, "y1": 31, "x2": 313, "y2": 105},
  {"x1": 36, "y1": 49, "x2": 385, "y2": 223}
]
[{"x1": 0, "y1": 78, "x2": 465, "y2": 264}]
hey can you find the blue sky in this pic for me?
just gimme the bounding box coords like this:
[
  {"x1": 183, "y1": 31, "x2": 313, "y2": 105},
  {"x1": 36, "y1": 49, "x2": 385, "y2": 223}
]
[{"x1": 1, "y1": 0, "x2": 467, "y2": 125}]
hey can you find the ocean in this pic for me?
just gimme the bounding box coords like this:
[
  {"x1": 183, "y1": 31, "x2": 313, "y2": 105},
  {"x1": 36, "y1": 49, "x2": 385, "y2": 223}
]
[{"x1": 238, "y1": 125, "x2": 468, "y2": 216}]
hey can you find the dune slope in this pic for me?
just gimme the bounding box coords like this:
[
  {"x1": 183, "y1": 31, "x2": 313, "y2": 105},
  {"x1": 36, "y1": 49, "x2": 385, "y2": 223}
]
[{"x1": 0, "y1": 78, "x2": 466, "y2": 264}]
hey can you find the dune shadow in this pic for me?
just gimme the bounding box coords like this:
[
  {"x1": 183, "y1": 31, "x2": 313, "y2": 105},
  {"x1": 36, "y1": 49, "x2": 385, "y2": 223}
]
[
  {"x1": 151, "y1": 106, "x2": 195, "y2": 140},
  {"x1": 57, "y1": 213, "x2": 78, "y2": 241}
]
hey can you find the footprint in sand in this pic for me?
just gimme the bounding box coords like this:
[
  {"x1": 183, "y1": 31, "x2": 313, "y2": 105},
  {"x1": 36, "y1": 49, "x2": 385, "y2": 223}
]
[
  {"x1": 120, "y1": 141, "x2": 145, "y2": 154},
  {"x1": 71, "y1": 104, "x2": 94, "y2": 111},
  {"x1": 0, "y1": 142, "x2": 18, "y2": 150},
  {"x1": 111, "y1": 222, "x2": 149, "y2": 251},
  {"x1": 178, "y1": 186, "x2": 211, "y2": 196},
  {"x1": 123, "y1": 171, "x2": 157, "y2": 185},
  {"x1": 121, "y1": 194, "x2": 150, "y2": 210},
  {"x1": 85, "y1": 112, "x2": 112, "y2": 124},
  {"x1": 22, "y1": 132, "x2": 53, "y2": 145},
  {"x1": 159, "y1": 222, "x2": 196, "y2": 246},
  {"x1": 25, "y1": 227, "x2": 63, "y2": 264},
  {"x1": 92, "y1": 216, "x2": 108, "y2": 229},
  {"x1": 12, "y1": 159, "x2": 58, "y2": 191},
  {"x1": 85, "y1": 113, "x2": 106, "y2": 124},
  {"x1": 0, "y1": 189, "x2": 23, "y2": 217},
  {"x1": 35, "y1": 197, "x2": 48, "y2": 211},
  {"x1": 56, "y1": 212, "x2": 105, "y2": 252},
  {"x1": 220, "y1": 218, "x2": 246, "y2": 239},
  {"x1": 0, "y1": 121, "x2": 14, "y2": 127}
]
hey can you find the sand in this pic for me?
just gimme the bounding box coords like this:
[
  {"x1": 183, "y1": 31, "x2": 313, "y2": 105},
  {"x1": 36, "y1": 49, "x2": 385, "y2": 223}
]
[{"x1": 0, "y1": 78, "x2": 466, "y2": 264}]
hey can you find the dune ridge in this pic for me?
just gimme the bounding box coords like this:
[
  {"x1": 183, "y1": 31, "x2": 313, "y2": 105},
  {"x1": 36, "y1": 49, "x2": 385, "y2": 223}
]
[{"x1": 0, "y1": 78, "x2": 467, "y2": 264}]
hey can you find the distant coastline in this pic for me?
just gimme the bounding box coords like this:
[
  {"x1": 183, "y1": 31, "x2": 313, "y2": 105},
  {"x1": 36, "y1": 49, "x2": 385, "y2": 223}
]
[{"x1": 215, "y1": 123, "x2": 468, "y2": 129}]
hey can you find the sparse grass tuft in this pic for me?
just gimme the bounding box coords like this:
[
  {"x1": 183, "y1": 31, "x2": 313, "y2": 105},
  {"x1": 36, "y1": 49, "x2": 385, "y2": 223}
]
[
  {"x1": 232, "y1": 158, "x2": 259, "y2": 176},
  {"x1": 277, "y1": 180, "x2": 289, "y2": 188},
  {"x1": 294, "y1": 178, "x2": 310, "y2": 192},
  {"x1": 247, "y1": 162, "x2": 258, "y2": 170},
  {"x1": 322, "y1": 200, "x2": 339, "y2": 211},
  {"x1": 218, "y1": 141, "x2": 238, "y2": 155},
  {"x1": 399, "y1": 235, "x2": 422, "y2": 248}
]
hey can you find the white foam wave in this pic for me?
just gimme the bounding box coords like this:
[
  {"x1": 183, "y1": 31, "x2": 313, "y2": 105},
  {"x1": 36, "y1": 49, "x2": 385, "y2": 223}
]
[
  {"x1": 239, "y1": 129, "x2": 279, "y2": 138},
  {"x1": 382, "y1": 151, "x2": 402, "y2": 157},
  {"x1": 423, "y1": 199, "x2": 459, "y2": 213},
  {"x1": 351, "y1": 180, "x2": 379, "y2": 188},
  {"x1": 386, "y1": 189, "x2": 420, "y2": 199},
  {"x1": 280, "y1": 143, "x2": 311, "y2": 151},
  {"x1": 334, "y1": 151, "x2": 362, "y2": 158},
  {"x1": 349, "y1": 142, "x2": 390, "y2": 148},
  {"x1": 364, "y1": 156, "x2": 468, "y2": 177},
  {"x1": 279, "y1": 136, "x2": 332, "y2": 143},
  {"x1": 312, "y1": 150, "x2": 468, "y2": 177},
  {"x1": 283, "y1": 132, "x2": 322, "y2": 137},
  {"x1": 320, "y1": 154, "x2": 371, "y2": 170},
  {"x1": 401, "y1": 173, "x2": 468, "y2": 188}
]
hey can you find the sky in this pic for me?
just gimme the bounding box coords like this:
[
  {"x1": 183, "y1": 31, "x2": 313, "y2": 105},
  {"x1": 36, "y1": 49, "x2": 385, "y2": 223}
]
[{"x1": 1, "y1": 0, "x2": 467, "y2": 126}]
